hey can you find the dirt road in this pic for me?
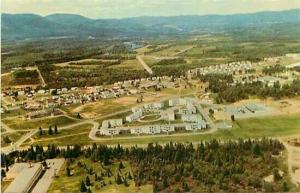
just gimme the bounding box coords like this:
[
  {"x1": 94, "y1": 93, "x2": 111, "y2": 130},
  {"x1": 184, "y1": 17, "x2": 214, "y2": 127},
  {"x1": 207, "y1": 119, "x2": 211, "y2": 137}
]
[{"x1": 137, "y1": 55, "x2": 153, "y2": 74}]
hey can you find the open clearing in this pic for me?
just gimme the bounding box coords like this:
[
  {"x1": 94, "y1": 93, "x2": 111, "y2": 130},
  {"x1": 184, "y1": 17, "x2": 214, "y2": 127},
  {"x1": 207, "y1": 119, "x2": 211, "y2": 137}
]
[
  {"x1": 2, "y1": 116, "x2": 78, "y2": 130},
  {"x1": 1, "y1": 131, "x2": 29, "y2": 147},
  {"x1": 31, "y1": 113, "x2": 300, "y2": 146},
  {"x1": 150, "y1": 45, "x2": 194, "y2": 57}
]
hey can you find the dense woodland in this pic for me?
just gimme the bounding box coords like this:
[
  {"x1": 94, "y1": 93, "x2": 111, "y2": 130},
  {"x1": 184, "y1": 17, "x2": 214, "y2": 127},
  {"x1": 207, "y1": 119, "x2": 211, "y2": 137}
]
[
  {"x1": 199, "y1": 74, "x2": 300, "y2": 103},
  {"x1": 12, "y1": 69, "x2": 40, "y2": 85},
  {"x1": 1, "y1": 139, "x2": 294, "y2": 192}
]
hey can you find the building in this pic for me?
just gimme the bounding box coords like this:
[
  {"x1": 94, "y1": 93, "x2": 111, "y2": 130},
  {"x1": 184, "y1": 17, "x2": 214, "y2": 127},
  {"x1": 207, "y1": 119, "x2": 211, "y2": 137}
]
[
  {"x1": 179, "y1": 104, "x2": 197, "y2": 115},
  {"x1": 169, "y1": 98, "x2": 193, "y2": 106},
  {"x1": 101, "y1": 119, "x2": 123, "y2": 129},
  {"x1": 143, "y1": 102, "x2": 164, "y2": 110},
  {"x1": 4, "y1": 164, "x2": 43, "y2": 193},
  {"x1": 181, "y1": 114, "x2": 202, "y2": 123},
  {"x1": 126, "y1": 109, "x2": 143, "y2": 122},
  {"x1": 160, "y1": 125, "x2": 175, "y2": 133},
  {"x1": 100, "y1": 128, "x2": 120, "y2": 136},
  {"x1": 161, "y1": 110, "x2": 175, "y2": 121},
  {"x1": 185, "y1": 122, "x2": 207, "y2": 131}
]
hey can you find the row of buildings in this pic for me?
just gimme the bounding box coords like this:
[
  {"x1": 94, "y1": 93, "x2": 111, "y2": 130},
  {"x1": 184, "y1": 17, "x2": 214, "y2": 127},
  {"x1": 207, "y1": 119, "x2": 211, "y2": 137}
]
[
  {"x1": 99, "y1": 98, "x2": 207, "y2": 136},
  {"x1": 99, "y1": 122, "x2": 207, "y2": 136}
]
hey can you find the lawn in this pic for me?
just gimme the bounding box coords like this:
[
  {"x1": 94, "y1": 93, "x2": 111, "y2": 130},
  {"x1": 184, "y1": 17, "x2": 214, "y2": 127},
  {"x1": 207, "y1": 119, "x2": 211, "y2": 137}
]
[
  {"x1": 2, "y1": 116, "x2": 78, "y2": 130},
  {"x1": 31, "y1": 113, "x2": 300, "y2": 147},
  {"x1": 47, "y1": 158, "x2": 152, "y2": 193},
  {"x1": 1, "y1": 131, "x2": 29, "y2": 147},
  {"x1": 150, "y1": 45, "x2": 193, "y2": 57},
  {"x1": 32, "y1": 123, "x2": 93, "y2": 140},
  {"x1": 1, "y1": 108, "x2": 27, "y2": 119},
  {"x1": 110, "y1": 59, "x2": 143, "y2": 70}
]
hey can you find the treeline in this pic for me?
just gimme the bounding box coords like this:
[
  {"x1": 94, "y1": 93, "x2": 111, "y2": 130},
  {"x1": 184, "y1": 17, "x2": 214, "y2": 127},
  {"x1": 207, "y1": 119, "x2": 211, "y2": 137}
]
[
  {"x1": 39, "y1": 64, "x2": 150, "y2": 88},
  {"x1": 199, "y1": 74, "x2": 300, "y2": 103},
  {"x1": 155, "y1": 58, "x2": 186, "y2": 66},
  {"x1": 12, "y1": 70, "x2": 40, "y2": 85},
  {"x1": 1, "y1": 139, "x2": 291, "y2": 192},
  {"x1": 262, "y1": 64, "x2": 286, "y2": 75},
  {"x1": 144, "y1": 45, "x2": 172, "y2": 55}
]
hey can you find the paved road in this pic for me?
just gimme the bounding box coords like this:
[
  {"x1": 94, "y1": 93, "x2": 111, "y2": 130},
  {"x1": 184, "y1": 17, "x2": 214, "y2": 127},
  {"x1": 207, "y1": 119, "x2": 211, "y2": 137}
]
[
  {"x1": 1, "y1": 120, "x2": 99, "y2": 154},
  {"x1": 88, "y1": 126, "x2": 217, "y2": 141},
  {"x1": 1, "y1": 122, "x2": 16, "y2": 134},
  {"x1": 31, "y1": 159, "x2": 65, "y2": 193},
  {"x1": 2, "y1": 130, "x2": 39, "y2": 154},
  {"x1": 173, "y1": 46, "x2": 195, "y2": 56},
  {"x1": 137, "y1": 55, "x2": 153, "y2": 74}
]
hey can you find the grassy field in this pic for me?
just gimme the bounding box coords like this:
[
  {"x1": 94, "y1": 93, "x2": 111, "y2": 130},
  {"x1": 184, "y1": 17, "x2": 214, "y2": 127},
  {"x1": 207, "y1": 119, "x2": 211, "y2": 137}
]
[
  {"x1": 1, "y1": 108, "x2": 27, "y2": 119},
  {"x1": 150, "y1": 45, "x2": 193, "y2": 56},
  {"x1": 110, "y1": 59, "x2": 143, "y2": 70},
  {"x1": 48, "y1": 158, "x2": 152, "y2": 193},
  {"x1": 32, "y1": 124, "x2": 92, "y2": 140},
  {"x1": 2, "y1": 116, "x2": 78, "y2": 130},
  {"x1": 1, "y1": 131, "x2": 29, "y2": 147},
  {"x1": 31, "y1": 113, "x2": 300, "y2": 146}
]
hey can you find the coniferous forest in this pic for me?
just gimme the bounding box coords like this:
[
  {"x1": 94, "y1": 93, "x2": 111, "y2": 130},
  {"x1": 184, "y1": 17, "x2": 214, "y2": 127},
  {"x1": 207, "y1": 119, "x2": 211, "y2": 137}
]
[{"x1": 1, "y1": 139, "x2": 293, "y2": 192}]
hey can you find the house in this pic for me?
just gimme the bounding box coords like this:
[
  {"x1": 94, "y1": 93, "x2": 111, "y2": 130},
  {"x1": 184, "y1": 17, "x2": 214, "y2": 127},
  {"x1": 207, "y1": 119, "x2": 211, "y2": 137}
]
[
  {"x1": 101, "y1": 91, "x2": 115, "y2": 99},
  {"x1": 101, "y1": 119, "x2": 123, "y2": 129},
  {"x1": 37, "y1": 90, "x2": 45, "y2": 94},
  {"x1": 17, "y1": 90, "x2": 25, "y2": 96}
]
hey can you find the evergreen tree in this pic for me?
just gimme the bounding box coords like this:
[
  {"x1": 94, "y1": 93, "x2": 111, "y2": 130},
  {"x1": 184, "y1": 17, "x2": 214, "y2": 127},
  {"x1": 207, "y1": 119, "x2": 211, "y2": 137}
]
[
  {"x1": 39, "y1": 127, "x2": 43, "y2": 136},
  {"x1": 116, "y1": 173, "x2": 123, "y2": 184},
  {"x1": 94, "y1": 173, "x2": 98, "y2": 181},
  {"x1": 273, "y1": 168, "x2": 282, "y2": 181},
  {"x1": 54, "y1": 125, "x2": 58, "y2": 134},
  {"x1": 86, "y1": 176, "x2": 91, "y2": 186},
  {"x1": 87, "y1": 188, "x2": 92, "y2": 193},
  {"x1": 163, "y1": 176, "x2": 169, "y2": 188},
  {"x1": 118, "y1": 161, "x2": 125, "y2": 170},
  {"x1": 66, "y1": 167, "x2": 71, "y2": 176},
  {"x1": 48, "y1": 126, "x2": 53, "y2": 135},
  {"x1": 282, "y1": 181, "x2": 289, "y2": 192},
  {"x1": 231, "y1": 115, "x2": 235, "y2": 121},
  {"x1": 252, "y1": 144, "x2": 261, "y2": 156},
  {"x1": 80, "y1": 181, "x2": 87, "y2": 192},
  {"x1": 1, "y1": 169, "x2": 6, "y2": 179}
]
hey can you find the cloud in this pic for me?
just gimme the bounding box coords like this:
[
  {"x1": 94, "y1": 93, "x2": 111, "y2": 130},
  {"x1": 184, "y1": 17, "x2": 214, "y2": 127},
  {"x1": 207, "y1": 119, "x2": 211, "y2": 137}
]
[{"x1": 1, "y1": 0, "x2": 300, "y2": 18}]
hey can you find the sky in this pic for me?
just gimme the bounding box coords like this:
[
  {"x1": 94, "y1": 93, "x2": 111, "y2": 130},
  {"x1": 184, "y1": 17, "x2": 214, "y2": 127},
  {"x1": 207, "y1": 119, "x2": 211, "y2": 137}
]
[{"x1": 1, "y1": 0, "x2": 300, "y2": 19}]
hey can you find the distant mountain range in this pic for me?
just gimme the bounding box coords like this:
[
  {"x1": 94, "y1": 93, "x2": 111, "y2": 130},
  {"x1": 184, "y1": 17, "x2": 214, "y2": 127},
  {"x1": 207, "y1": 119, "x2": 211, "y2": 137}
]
[{"x1": 1, "y1": 9, "x2": 300, "y2": 41}]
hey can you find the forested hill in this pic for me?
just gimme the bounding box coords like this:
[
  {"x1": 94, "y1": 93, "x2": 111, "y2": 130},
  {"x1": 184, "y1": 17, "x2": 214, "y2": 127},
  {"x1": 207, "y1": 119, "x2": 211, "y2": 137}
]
[{"x1": 2, "y1": 9, "x2": 300, "y2": 41}]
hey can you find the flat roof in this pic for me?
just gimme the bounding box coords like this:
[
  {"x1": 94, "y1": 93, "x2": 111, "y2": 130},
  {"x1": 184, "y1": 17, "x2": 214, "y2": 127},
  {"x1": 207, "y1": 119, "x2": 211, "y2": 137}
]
[{"x1": 5, "y1": 164, "x2": 42, "y2": 193}]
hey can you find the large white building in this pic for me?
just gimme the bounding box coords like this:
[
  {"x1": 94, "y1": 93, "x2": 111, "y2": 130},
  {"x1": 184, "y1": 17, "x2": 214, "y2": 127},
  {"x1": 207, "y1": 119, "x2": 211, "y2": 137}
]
[
  {"x1": 100, "y1": 128, "x2": 121, "y2": 136},
  {"x1": 126, "y1": 109, "x2": 143, "y2": 122},
  {"x1": 160, "y1": 110, "x2": 175, "y2": 121},
  {"x1": 169, "y1": 98, "x2": 193, "y2": 106},
  {"x1": 101, "y1": 119, "x2": 123, "y2": 129},
  {"x1": 181, "y1": 114, "x2": 202, "y2": 123},
  {"x1": 185, "y1": 122, "x2": 207, "y2": 131},
  {"x1": 143, "y1": 102, "x2": 164, "y2": 110}
]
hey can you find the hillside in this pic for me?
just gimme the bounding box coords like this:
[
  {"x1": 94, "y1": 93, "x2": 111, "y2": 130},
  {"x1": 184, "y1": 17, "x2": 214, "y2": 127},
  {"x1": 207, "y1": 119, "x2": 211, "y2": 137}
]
[{"x1": 1, "y1": 9, "x2": 300, "y2": 41}]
